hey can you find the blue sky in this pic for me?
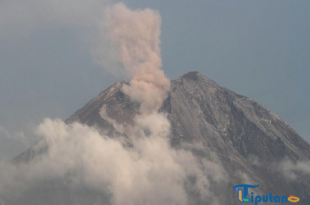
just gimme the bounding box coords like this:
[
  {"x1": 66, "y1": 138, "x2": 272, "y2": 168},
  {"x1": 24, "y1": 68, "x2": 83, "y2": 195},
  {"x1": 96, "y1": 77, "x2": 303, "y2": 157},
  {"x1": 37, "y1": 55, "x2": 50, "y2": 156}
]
[{"x1": 0, "y1": 0, "x2": 309, "y2": 160}]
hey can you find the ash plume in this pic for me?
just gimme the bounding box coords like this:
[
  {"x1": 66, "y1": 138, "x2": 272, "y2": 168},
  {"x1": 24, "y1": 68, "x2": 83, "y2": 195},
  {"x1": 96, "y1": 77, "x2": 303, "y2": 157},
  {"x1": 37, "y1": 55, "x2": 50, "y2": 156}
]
[{"x1": 104, "y1": 3, "x2": 170, "y2": 115}]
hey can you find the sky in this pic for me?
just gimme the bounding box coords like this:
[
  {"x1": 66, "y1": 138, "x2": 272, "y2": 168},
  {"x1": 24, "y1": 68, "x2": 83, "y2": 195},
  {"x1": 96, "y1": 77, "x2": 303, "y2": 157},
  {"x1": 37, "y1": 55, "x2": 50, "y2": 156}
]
[{"x1": 0, "y1": 0, "x2": 309, "y2": 161}]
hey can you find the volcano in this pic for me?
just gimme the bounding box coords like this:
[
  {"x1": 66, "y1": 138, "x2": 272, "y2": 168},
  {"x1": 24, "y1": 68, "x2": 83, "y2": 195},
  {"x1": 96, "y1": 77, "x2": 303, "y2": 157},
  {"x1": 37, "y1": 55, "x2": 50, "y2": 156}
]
[{"x1": 11, "y1": 71, "x2": 310, "y2": 205}]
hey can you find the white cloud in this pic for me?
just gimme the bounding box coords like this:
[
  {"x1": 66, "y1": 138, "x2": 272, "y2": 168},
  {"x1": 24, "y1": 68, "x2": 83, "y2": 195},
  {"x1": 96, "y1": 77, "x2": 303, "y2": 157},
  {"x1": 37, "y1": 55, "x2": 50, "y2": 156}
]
[
  {"x1": 0, "y1": 118, "x2": 227, "y2": 205},
  {"x1": 279, "y1": 159, "x2": 310, "y2": 180},
  {"x1": 0, "y1": 126, "x2": 29, "y2": 147}
]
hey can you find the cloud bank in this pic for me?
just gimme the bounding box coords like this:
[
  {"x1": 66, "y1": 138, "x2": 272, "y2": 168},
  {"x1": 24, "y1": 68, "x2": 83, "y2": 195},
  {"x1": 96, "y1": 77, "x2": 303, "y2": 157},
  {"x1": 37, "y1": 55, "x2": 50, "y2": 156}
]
[{"x1": 0, "y1": 117, "x2": 227, "y2": 205}]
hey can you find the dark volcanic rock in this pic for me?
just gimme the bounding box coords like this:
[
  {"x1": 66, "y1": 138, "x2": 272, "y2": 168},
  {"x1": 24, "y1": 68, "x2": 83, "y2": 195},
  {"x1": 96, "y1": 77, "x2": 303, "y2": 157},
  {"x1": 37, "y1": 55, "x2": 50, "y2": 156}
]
[{"x1": 11, "y1": 72, "x2": 310, "y2": 205}]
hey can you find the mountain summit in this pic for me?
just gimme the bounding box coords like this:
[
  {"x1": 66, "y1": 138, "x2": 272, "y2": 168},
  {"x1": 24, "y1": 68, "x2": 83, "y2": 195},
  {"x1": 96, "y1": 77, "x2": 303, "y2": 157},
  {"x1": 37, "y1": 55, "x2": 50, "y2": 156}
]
[
  {"x1": 11, "y1": 72, "x2": 310, "y2": 205},
  {"x1": 68, "y1": 71, "x2": 310, "y2": 160}
]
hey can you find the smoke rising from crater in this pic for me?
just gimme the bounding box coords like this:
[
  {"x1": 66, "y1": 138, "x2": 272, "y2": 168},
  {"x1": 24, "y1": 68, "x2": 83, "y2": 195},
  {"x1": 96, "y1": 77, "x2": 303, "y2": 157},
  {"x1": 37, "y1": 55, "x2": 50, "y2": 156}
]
[{"x1": 103, "y1": 3, "x2": 170, "y2": 114}]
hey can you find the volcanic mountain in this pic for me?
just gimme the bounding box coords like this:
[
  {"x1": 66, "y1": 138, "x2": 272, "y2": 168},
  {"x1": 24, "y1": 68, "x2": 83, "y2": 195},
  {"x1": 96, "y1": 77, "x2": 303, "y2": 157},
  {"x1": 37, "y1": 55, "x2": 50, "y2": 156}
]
[{"x1": 12, "y1": 71, "x2": 310, "y2": 205}]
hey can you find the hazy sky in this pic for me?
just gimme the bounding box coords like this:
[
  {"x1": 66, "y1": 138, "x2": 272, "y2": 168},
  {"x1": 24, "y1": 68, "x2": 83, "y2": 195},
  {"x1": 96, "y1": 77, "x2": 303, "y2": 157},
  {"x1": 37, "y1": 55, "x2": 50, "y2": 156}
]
[{"x1": 0, "y1": 0, "x2": 309, "y2": 161}]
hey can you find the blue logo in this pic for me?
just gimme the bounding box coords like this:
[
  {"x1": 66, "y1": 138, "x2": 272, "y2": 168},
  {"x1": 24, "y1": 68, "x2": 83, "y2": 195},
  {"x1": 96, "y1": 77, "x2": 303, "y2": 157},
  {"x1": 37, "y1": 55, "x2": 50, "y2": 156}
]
[{"x1": 233, "y1": 184, "x2": 299, "y2": 205}]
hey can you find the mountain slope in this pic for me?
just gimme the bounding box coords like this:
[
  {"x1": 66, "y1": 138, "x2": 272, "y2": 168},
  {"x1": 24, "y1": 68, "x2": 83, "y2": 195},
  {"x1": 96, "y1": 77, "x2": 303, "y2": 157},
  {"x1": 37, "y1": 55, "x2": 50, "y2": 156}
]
[
  {"x1": 66, "y1": 71, "x2": 310, "y2": 203},
  {"x1": 12, "y1": 71, "x2": 310, "y2": 205},
  {"x1": 67, "y1": 71, "x2": 310, "y2": 161}
]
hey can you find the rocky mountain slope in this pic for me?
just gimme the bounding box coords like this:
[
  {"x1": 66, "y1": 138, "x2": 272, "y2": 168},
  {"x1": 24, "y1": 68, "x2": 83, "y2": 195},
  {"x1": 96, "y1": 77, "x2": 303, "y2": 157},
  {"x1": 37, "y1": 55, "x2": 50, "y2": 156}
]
[{"x1": 11, "y1": 71, "x2": 310, "y2": 205}]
